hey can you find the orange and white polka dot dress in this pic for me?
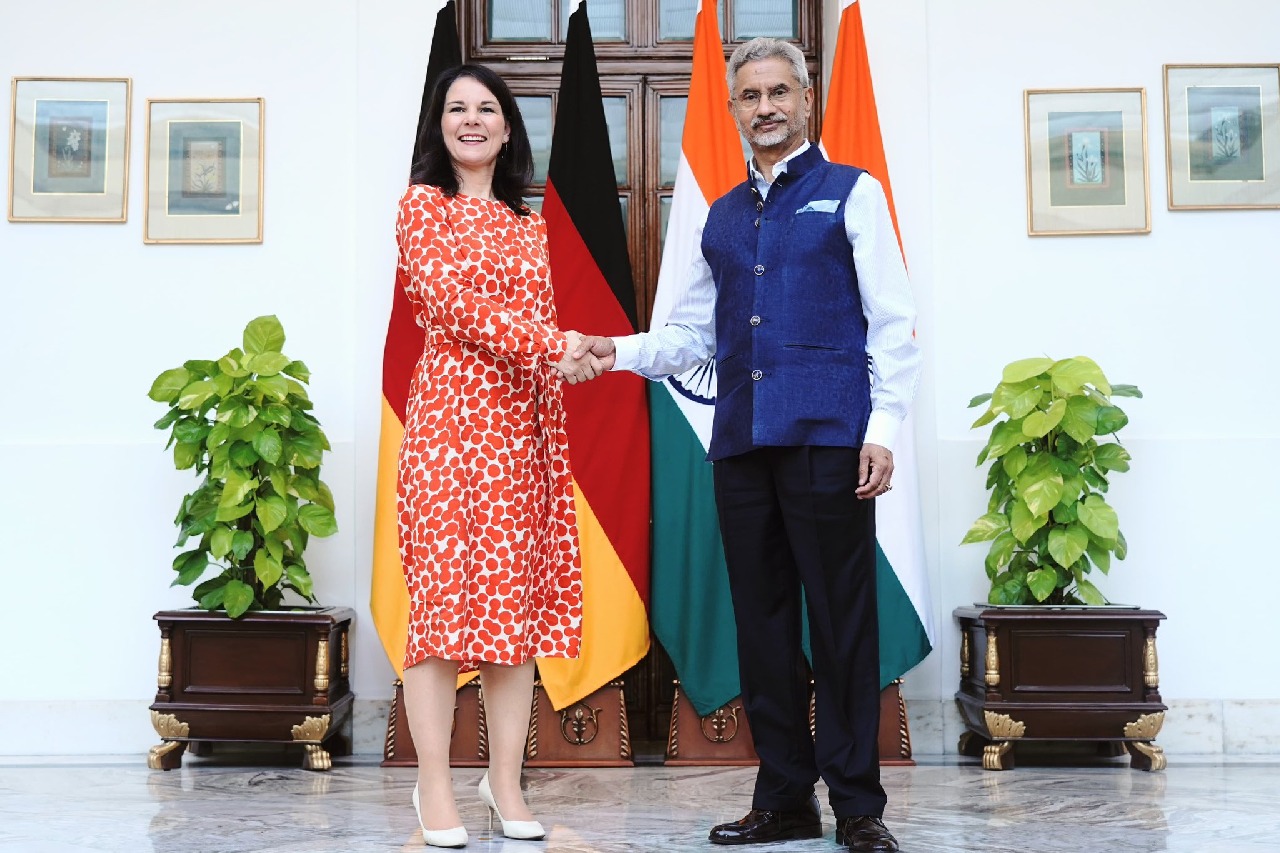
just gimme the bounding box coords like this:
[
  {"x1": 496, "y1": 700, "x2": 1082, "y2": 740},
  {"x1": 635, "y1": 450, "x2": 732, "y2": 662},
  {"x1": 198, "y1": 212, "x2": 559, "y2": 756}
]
[{"x1": 395, "y1": 183, "x2": 582, "y2": 673}]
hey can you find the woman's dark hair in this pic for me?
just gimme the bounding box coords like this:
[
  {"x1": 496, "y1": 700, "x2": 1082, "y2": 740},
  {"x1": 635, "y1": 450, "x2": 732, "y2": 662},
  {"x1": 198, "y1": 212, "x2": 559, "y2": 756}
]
[{"x1": 409, "y1": 64, "x2": 534, "y2": 216}]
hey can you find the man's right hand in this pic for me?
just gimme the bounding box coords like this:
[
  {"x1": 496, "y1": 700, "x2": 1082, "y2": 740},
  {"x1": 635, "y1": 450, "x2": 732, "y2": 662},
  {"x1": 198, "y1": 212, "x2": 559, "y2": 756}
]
[{"x1": 572, "y1": 335, "x2": 617, "y2": 373}]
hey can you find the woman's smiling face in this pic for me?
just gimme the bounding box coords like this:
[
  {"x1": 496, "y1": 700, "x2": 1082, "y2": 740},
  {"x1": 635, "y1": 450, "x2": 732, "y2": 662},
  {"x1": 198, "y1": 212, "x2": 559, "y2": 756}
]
[{"x1": 441, "y1": 75, "x2": 510, "y2": 175}]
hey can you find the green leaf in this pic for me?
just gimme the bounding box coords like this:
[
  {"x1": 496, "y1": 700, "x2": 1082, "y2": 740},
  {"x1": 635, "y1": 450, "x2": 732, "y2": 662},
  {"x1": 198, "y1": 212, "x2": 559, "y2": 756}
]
[
  {"x1": 153, "y1": 408, "x2": 181, "y2": 430},
  {"x1": 252, "y1": 428, "x2": 283, "y2": 465},
  {"x1": 259, "y1": 403, "x2": 293, "y2": 427},
  {"x1": 218, "y1": 351, "x2": 251, "y2": 378},
  {"x1": 172, "y1": 418, "x2": 207, "y2": 444},
  {"x1": 298, "y1": 504, "x2": 338, "y2": 537},
  {"x1": 254, "y1": 550, "x2": 284, "y2": 588},
  {"x1": 984, "y1": 531, "x2": 1017, "y2": 579},
  {"x1": 970, "y1": 408, "x2": 997, "y2": 429},
  {"x1": 1077, "y1": 495, "x2": 1119, "y2": 540},
  {"x1": 992, "y1": 379, "x2": 1044, "y2": 420},
  {"x1": 1095, "y1": 405, "x2": 1129, "y2": 435},
  {"x1": 177, "y1": 379, "x2": 217, "y2": 411},
  {"x1": 287, "y1": 432, "x2": 324, "y2": 468},
  {"x1": 962, "y1": 512, "x2": 1008, "y2": 544},
  {"x1": 989, "y1": 570, "x2": 1030, "y2": 605},
  {"x1": 1048, "y1": 356, "x2": 1109, "y2": 395},
  {"x1": 1110, "y1": 384, "x2": 1143, "y2": 398},
  {"x1": 1075, "y1": 576, "x2": 1107, "y2": 605},
  {"x1": 253, "y1": 374, "x2": 290, "y2": 401},
  {"x1": 173, "y1": 442, "x2": 201, "y2": 470},
  {"x1": 229, "y1": 441, "x2": 259, "y2": 468},
  {"x1": 1002, "y1": 357, "x2": 1055, "y2": 384},
  {"x1": 198, "y1": 584, "x2": 228, "y2": 611},
  {"x1": 1017, "y1": 457, "x2": 1065, "y2": 518},
  {"x1": 1115, "y1": 529, "x2": 1128, "y2": 560},
  {"x1": 1086, "y1": 540, "x2": 1112, "y2": 575},
  {"x1": 219, "y1": 471, "x2": 258, "y2": 510},
  {"x1": 149, "y1": 368, "x2": 192, "y2": 403},
  {"x1": 223, "y1": 579, "x2": 256, "y2": 618},
  {"x1": 231, "y1": 530, "x2": 256, "y2": 561},
  {"x1": 283, "y1": 360, "x2": 312, "y2": 383},
  {"x1": 1001, "y1": 446, "x2": 1028, "y2": 479},
  {"x1": 215, "y1": 501, "x2": 255, "y2": 522},
  {"x1": 968, "y1": 392, "x2": 993, "y2": 408},
  {"x1": 263, "y1": 531, "x2": 286, "y2": 561},
  {"x1": 285, "y1": 564, "x2": 315, "y2": 599},
  {"x1": 1022, "y1": 398, "x2": 1067, "y2": 439},
  {"x1": 243, "y1": 315, "x2": 286, "y2": 356},
  {"x1": 1093, "y1": 443, "x2": 1132, "y2": 472},
  {"x1": 1083, "y1": 467, "x2": 1110, "y2": 490},
  {"x1": 256, "y1": 494, "x2": 289, "y2": 534},
  {"x1": 1060, "y1": 396, "x2": 1099, "y2": 444},
  {"x1": 183, "y1": 359, "x2": 218, "y2": 379},
  {"x1": 1052, "y1": 500, "x2": 1079, "y2": 524},
  {"x1": 1048, "y1": 523, "x2": 1089, "y2": 569},
  {"x1": 209, "y1": 527, "x2": 234, "y2": 560},
  {"x1": 1010, "y1": 500, "x2": 1045, "y2": 543},
  {"x1": 1027, "y1": 567, "x2": 1060, "y2": 601}
]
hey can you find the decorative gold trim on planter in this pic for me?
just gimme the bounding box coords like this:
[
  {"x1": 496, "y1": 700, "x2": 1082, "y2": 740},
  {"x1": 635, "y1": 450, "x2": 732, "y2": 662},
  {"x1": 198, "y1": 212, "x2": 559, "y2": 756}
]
[
  {"x1": 340, "y1": 630, "x2": 350, "y2": 678},
  {"x1": 476, "y1": 685, "x2": 489, "y2": 761},
  {"x1": 984, "y1": 627, "x2": 1000, "y2": 687},
  {"x1": 667, "y1": 683, "x2": 683, "y2": 758},
  {"x1": 894, "y1": 680, "x2": 912, "y2": 759},
  {"x1": 700, "y1": 704, "x2": 742, "y2": 743},
  {"x1": 1128, "y1": 740, "x2": 1167, "y2": 771},
  {"x1": 983, "y1": 740, "x2": 1014, "y2": 771},
  {"x1": 1144, "y1": 636, "x2": 1160, "y2": 688},
  {"x1": 148, "y1": 740, "x2": 183, "y2": 768},
  {"x1": 157, "y1": 637, "x2": 172, "y2": 690},
  {"x1": 292, "y1": 714, "x2": 333, "y2": 771},
  {"x1": 314, "y1": 638, "x2": 330, "y2": 692},
  {"x1": 559, "y1": 702, "x2": 602, "y2": 746},
  {"x1": 960, "y1": 630, "x2": 970, "y2": 678},
  {"x1": 1124, "y1": 711, "x2": 1165, "y2": 741},
  {"x1": 151, "y1": 710, "x2": 190, "y2": 739},
  {"x1": 617, "y1": 683, "x2": 633, "y2": 761},
  {"x1": 983, "y1": 710, "x2": 1026, "y2": 740}
]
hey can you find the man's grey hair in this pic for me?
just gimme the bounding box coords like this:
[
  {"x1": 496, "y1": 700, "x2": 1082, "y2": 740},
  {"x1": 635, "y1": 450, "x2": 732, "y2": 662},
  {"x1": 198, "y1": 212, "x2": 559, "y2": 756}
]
[{"x1": 726, "y1": 37, "x2": 810, "y2": 92}]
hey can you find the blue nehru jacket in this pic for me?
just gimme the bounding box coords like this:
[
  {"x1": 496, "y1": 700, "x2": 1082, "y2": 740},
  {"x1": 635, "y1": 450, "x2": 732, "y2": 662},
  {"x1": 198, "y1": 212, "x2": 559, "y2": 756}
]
[{"x1": 701, "y1": 144, "x2": 869, "y2": 462}]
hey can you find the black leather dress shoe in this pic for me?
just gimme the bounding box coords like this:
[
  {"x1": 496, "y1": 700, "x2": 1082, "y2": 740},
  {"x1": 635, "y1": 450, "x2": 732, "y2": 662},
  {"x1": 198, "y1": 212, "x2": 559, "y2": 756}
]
[
  {"x1": 836, "y1": 816, "x2": 898, "y2": 852},
  {"x1": 708, "y1": 794, "x2": 822, "y2": 845}
]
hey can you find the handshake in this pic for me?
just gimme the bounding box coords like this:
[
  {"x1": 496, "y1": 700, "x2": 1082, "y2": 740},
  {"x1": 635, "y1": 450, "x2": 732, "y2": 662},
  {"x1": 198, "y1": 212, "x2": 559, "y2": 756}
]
[{"x1": 553, "y1": 332, "x2": 616, "y2": 384}]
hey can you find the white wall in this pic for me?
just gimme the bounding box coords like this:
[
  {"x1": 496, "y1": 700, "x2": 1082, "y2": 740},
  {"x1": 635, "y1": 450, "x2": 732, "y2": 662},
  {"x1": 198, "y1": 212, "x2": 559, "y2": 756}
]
[{"x1": 2, "y1": 1, "x2": 1277, "y2": 756}]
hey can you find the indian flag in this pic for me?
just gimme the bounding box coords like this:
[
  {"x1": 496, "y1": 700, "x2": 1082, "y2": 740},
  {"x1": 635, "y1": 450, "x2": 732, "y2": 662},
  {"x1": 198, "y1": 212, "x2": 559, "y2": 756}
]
[
  {"x1": 822, "y1": 0, "x2": 935, "y2": 685},
  {"x1": 648, "y1": 0, "x2": 746, "y2": 717}
]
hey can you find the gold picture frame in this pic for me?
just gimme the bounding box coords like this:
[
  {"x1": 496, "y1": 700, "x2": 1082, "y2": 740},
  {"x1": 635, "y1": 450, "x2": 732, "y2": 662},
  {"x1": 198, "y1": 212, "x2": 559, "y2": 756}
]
[
  {"x1": 1163, "y1": 64, "x2": 1280, "y2": 210},
  {"x1": 143, "y1": 97, "x2": 264, "y2": 244},
  {"x1": 8, "y1": 77, "x2": 132, "y2": 223},
  {"x1": 1023, "y1": 88, "x2": 1150, "y2": 236}
]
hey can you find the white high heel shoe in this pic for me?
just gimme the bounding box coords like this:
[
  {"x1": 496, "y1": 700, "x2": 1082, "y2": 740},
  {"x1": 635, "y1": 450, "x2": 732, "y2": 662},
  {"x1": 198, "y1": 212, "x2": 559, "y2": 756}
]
[
  {"x1": 478, "y1": 773, "x2": 545, "y2": 840},
  {"x1": 412, "y1": 784, "x2": 468, "y2": 848}
]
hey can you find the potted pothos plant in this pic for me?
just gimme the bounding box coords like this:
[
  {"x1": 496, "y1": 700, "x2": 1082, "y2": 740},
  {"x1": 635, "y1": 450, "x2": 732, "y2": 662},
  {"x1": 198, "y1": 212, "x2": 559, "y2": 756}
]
[
  {"x1": 961, "y1": 354, "x2": 1141, "y2": 605},
  {"x1": 144, "y1": 315, "x2": 354, "y2": 772},
  {"x1": 951, "y1": 356, "x2": 1167, "y2": 772},
  {"x1": 148, "y1": 314, "x2": 337, "y2": 617}
]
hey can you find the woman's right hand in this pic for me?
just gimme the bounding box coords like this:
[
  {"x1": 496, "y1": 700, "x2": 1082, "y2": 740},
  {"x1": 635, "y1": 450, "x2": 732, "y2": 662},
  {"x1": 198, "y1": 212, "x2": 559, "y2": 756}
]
[{"x1": 554, "y1": 331, "x2": 606, "y2": 384}]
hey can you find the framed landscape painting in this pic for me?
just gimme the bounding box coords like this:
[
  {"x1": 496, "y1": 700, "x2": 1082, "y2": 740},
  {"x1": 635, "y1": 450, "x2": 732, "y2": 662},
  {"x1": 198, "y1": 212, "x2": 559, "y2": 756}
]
[
  {"x1": 1024, "y1": 88, "x2": 1150, "y2": 236},
  {"x1": 144, "y1": 98, "x2": 264, "y2": 243},
  {"x1": 1164, "y1": 64, "x2": 1280, "y2": 209},
  {"x1": 8, "y1": 77, "x2": 131, "y2": 222}
]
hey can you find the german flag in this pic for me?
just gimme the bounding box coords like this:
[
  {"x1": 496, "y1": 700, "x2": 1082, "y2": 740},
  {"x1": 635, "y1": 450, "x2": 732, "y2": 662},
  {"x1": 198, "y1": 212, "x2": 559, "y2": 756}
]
[
  {"x1": 535, "y1": 0, "x2": 651, "y2": 710},
  {"x1": 370, "y1": 0, "x2": 460, "y2": 677}
]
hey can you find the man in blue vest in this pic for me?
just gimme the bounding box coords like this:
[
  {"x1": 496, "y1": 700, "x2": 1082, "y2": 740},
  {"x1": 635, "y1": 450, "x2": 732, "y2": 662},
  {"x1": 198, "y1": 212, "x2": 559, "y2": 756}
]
[{"x1": 572, "y1": 36, "x2": 918, "y2": 853}]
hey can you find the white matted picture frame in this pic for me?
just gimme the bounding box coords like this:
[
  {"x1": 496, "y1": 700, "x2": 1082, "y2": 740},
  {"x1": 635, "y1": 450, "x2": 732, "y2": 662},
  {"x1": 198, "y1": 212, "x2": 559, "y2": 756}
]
[
  {"x1": 1023, "y1": 88, "x2": 1150, "y2": 236},
  {"x1": 144, "y1": 97, "x2": 264, "y2": 243},
  {"x1": 8, "y1": 77, "x2": 132, "y2": 223},
  {"x1": 1163, "y1": 64, "x2": 1280, "y2": 210}
]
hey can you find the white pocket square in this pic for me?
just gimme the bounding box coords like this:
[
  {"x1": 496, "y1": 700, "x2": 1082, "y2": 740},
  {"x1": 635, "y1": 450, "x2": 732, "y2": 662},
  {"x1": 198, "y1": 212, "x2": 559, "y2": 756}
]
[{"x1": 795, "y1": 199, "x2": 840, "y2": 214}]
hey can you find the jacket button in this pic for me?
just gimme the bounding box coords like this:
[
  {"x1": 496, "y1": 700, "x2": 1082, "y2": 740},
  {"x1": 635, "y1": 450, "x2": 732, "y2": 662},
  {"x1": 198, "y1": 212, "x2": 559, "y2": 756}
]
[
  {"x1": 751, "y1": 369, "x2": 763, "y2": 381},
  {"x1": 749, "y1": 315, "x2": 761, "y2": 326},
  {"x1": 753, "y1": 264, "x2": 765, "y2": 276}
]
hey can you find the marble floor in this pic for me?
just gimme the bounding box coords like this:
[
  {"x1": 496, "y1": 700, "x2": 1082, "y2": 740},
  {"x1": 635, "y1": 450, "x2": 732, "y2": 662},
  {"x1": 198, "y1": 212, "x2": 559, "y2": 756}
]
[{"x1": 1, "y1": 751, "x2": 1277, "y2": 853}]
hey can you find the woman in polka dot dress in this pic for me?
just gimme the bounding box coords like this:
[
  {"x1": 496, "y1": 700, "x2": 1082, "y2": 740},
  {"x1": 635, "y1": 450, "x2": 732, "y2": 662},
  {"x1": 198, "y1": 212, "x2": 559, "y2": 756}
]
[{"x1": 395, "y1": 64, "x2": 601, "y2": 848}]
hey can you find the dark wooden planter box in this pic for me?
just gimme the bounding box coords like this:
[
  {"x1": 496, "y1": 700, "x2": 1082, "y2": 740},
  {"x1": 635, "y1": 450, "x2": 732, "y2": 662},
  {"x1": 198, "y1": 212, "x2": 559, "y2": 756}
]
[
  {"x1": 383, "y1": 678, "x2": 633, "y2": 767},
  {"x1": 663, "y1": 681, "x2": 915, "y2": 766},
  {"x1": 148, "y1": 607, "x2": 355, "y2": 772},
  {"x1": 953, "y1": 606, "x2": 1167, "y2": 771}
]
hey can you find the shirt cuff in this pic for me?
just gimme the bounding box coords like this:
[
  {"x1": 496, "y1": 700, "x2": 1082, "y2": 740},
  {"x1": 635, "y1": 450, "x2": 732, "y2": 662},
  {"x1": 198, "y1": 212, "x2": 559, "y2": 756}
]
[
  {"x1": 864, "y1": 410, "x2": 902, "y2": 453},
  {"x1": 611, "y1": 335, "x2": 641, "y2": 372}
]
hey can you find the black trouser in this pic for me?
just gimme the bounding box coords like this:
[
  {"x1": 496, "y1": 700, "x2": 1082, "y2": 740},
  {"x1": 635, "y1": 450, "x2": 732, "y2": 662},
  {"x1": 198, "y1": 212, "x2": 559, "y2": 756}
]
[{"x1": 713, "y1": 445, "x2": 886, "y2": 819}]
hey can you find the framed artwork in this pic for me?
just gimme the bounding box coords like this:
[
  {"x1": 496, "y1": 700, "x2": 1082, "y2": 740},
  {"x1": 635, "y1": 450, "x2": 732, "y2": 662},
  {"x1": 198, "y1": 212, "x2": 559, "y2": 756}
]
[
  {"x1": 8, "y1": 77, "x2": 131, "y2": 222},
  {"x1": 1164, "y1": 64, "x2": 1280, "y2": 210},
  {"x1": 1023, "y1": 88, "x2": 1151, "y2": 236},
  {"x1": 144, "y1": 98, "x2": 264, "y2": 243}
]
